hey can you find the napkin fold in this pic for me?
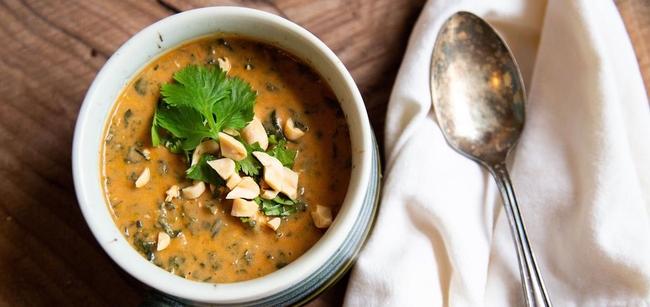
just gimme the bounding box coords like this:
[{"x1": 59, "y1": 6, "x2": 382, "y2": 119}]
[{"x1": 344, "y1": 0, "x2": 650, "y2": 306}]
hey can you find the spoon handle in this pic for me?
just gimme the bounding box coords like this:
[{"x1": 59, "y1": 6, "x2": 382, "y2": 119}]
[{"x1": 490, "y1": 162, "x2": 552, "y2": 307}]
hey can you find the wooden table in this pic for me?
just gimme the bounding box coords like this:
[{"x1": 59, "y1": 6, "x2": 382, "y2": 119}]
[{"x1": 1, "y1": 1, "x2": 647, "y2": 306}]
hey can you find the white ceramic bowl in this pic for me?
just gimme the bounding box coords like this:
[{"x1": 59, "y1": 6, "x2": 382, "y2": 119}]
[{"x1": 72, "y1": 6, "x2": 380, "y2": 306}]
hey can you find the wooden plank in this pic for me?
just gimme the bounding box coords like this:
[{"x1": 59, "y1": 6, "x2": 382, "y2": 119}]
[
  {"x1": 616, "y1": 0, "x2": 650, "y2": 98},
  {"x1": 0, "y1": 1, "x2": 173, "y2": 306}
]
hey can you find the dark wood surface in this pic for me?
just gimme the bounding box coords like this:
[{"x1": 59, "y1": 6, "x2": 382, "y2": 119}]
[{"x1": 0, "y1": 1, "x2": 647, "y2": 306}]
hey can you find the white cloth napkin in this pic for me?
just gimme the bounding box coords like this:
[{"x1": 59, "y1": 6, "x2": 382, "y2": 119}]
[{"x1": 344, "y1": 0, "x2": 650, "y2": 306}]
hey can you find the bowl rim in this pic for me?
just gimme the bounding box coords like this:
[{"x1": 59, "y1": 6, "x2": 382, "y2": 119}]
[{"x1": 72, "y1": 6, "x2": 374, "y2": 304}]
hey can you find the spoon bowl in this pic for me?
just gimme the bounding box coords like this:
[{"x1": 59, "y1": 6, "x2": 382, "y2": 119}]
[
  {"x1": 430, "y1": 11, "x2": 552, "y2": 306},
  {"x1": 431, "y1": 11, "x2": 525, "y2": 167}
]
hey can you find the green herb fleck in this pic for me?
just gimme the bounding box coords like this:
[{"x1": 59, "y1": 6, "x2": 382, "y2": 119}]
[{"x1": 134, "y1": 78, "x2": 148, "y2": 96}]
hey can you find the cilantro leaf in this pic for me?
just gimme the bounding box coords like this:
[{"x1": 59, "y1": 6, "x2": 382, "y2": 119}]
[
  {"x1": 212, "y1": 75, "x2": 256, "y2": 132},
  {"x1": 272, "y1": 194, "x2": 299, "y2": 205},
  {"x1": 153, "y1": 103, "x2": 212, "y2": 151},
  {"x1": 255, "y1": 195, "x2": 298, "y2": 216},
  {"x1": 234, "y1": 137, "x2": 263, "y2": 177},
  {"x1": 235, "y1": 155, "x2": 260, "y2": 177},
  {"x1": 162, "y1": 137, "x2": 185, "y2": 155},
  {"x1": 268, "y1": 139, "x2": 297, "y2": 168},
  {"x1": 151, "y1": 118, "x2": 162, "y2": 148},
  {"x1": 260, "y1": 200, "x2": 284, "y2": 216},
  {"x1": 161, "y1": 65, "x2": 229, "y2": 117}
]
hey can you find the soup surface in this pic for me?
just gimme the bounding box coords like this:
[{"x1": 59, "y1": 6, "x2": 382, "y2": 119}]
[{"x1": 101, "y1": 35, "x2": 351, "y2": 283}]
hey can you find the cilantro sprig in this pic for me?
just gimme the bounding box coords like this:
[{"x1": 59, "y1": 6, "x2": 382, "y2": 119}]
[
  {"x1": 150, "y1": 63, "x2": 302, "y2": 225},
  {"x1": 151, "y1": 64, "x2": 256, "y2": 154}
]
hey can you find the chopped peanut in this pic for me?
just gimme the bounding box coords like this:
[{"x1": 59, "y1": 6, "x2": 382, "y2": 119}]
[
  {"x1": 267, "y1": 217, "x2": 281, "y2": 231},
  {"x1": 182, "y1": 181, "x2": 206, "y2": 199},
  {"x1": 284, "y1": 118, "x2": 305, "y2": 141},
  {"x1": 219, "y1": 132, "x2": 247, "y2": 161},
  {"x1": 258, "y1": 179, "x2": 279, "y2": 199},
  {"x1": 135, "y1": 167, "x2": 151, "y2": 188},
  {"x1": 191, "y1": 140, "x2": 220, "y2": 166},
  {"x1": 226, "y1": 176, "x2": 260, "y2": 199},
  {"x1": 157, "y1": 232, "x2": 171, "y2": 251},
  {"x1": 231, "y1": 198, "x2": 259, "y2": 217},
  {"x1": 226, "y1": 172, "x2": 243, "y2": 190},
  {"x1": 280, "y1": 167, "x2": 299, "y2": 199},
  {"x1": 207, "y1": 158, "x2": 236, "y2": 180},
  {"x1": 165, "y1": 185, "x2": 180, "y2": 202},
  {"x1": 217, "y1": 57, "x2": 231, "y2": 73},
  {"x1": 222, "y1": 127, "x2": 240, "y2": 136},
  {"x1": 260, "y1": 188, "x2": 280, "y2": 200},
  {"x1": 252, "y1": 151, "x2": 284, "y2": 192},
  {"x1": 311, "y1": 205, "x2": 332, "y2": 228},
  {"x1": 251, "y1": 151, "x2": 275, "y2": 166},
  {"x1": 241, "y1": 116, "x2": 268, "y2": 150}
]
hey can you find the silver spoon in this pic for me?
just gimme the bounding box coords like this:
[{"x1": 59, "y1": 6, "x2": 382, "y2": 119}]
[{"x1": 430, "y1": 11, "x2": 552, "y2": 306}]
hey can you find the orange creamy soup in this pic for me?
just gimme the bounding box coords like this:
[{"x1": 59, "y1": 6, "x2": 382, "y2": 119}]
[{"x1": 101, "y1": 35, "x2": 351, "y2": 283}]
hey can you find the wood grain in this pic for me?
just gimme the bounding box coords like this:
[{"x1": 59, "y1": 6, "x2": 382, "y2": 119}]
[
  {"x1": 0, "y1": 0, "x2": 646, "y2": 306},
  {"x1": 616, "y1": 0, "x2": 650, "y2": 95}
]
